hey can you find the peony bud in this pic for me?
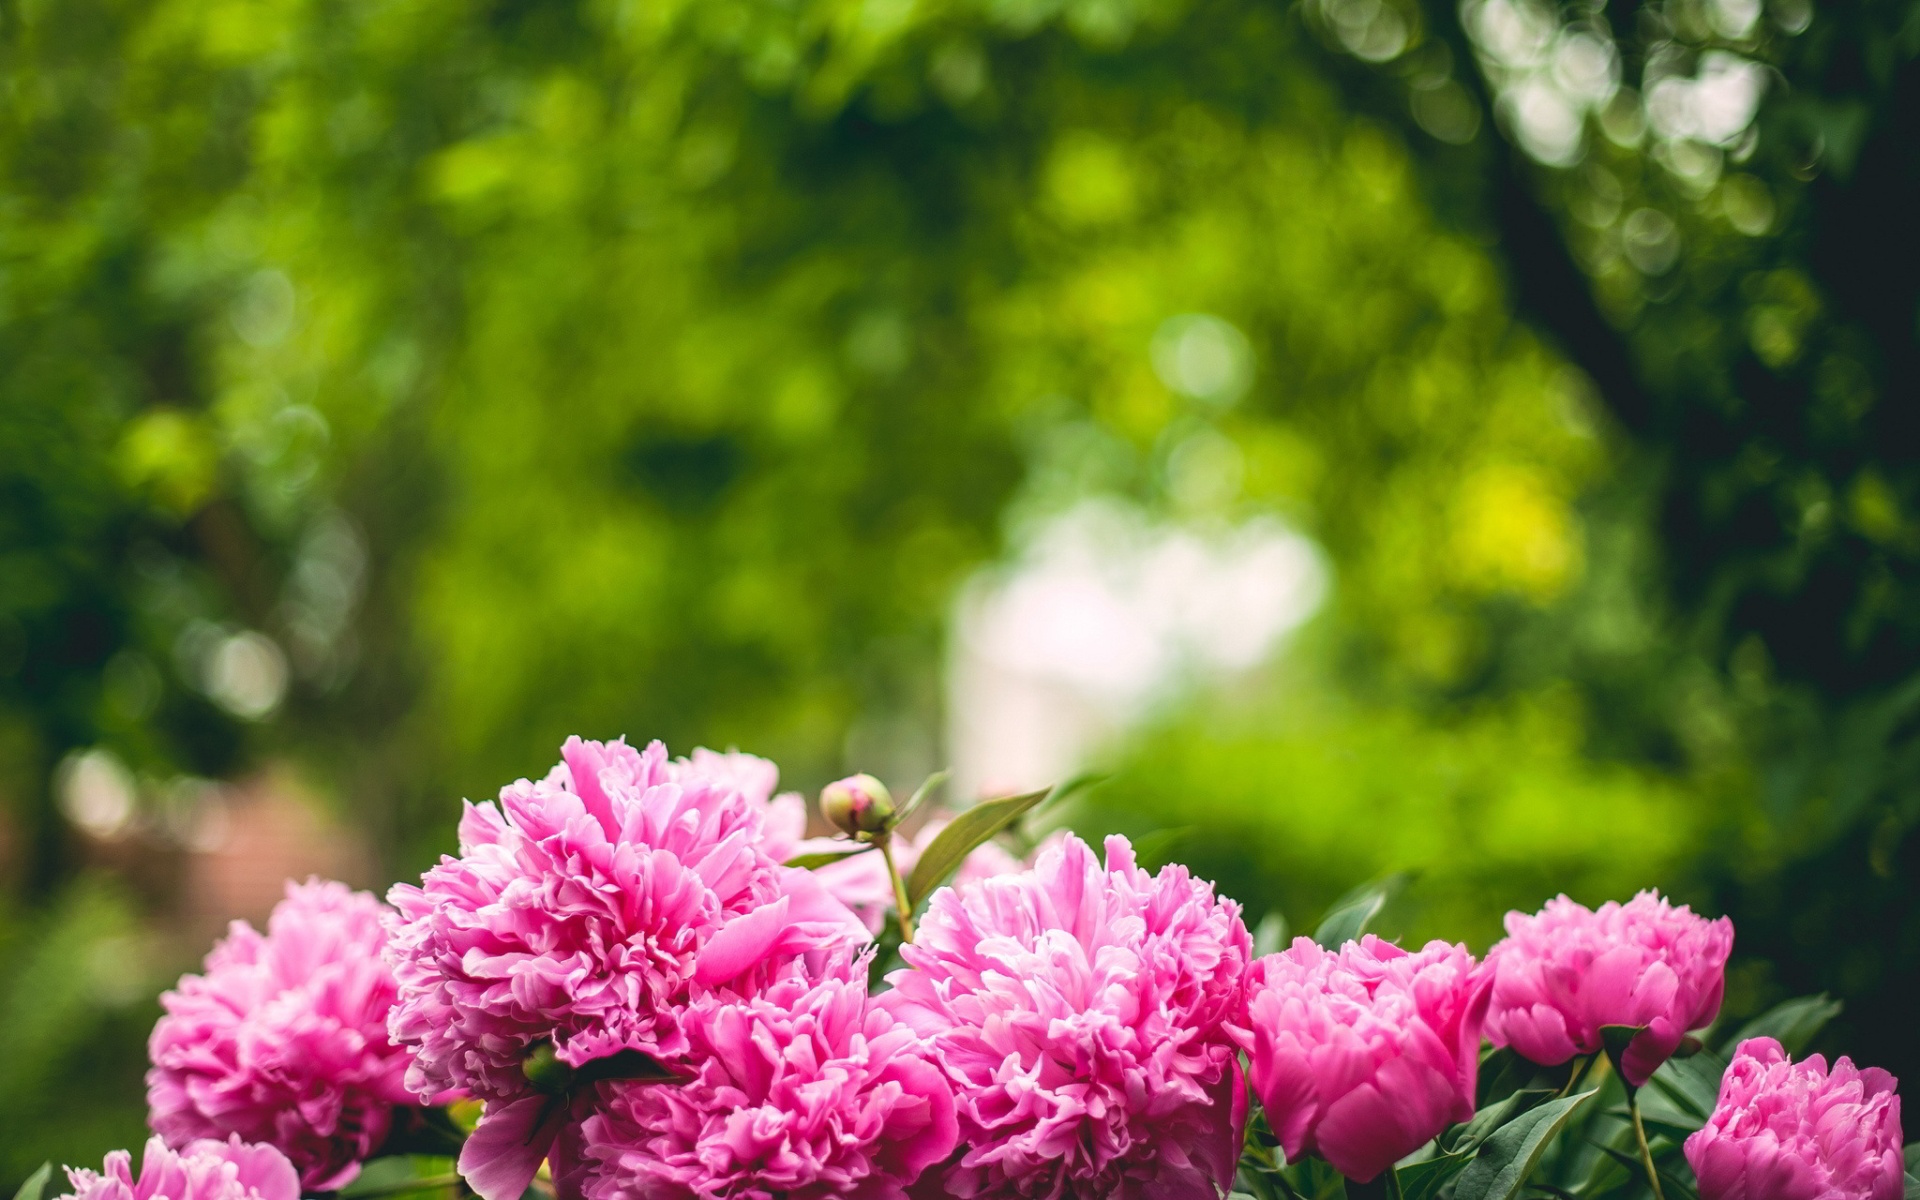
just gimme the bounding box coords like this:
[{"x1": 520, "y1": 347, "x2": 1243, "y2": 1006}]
[
  {"x1": 820, "y1": 773, "x2": 896, "y2": 838},
  {"x1": 1233, "y1": 934, "x2": 1492, "y2": 1183},
  {"x1": 1685, "y1": 1037, "x2": 1902, "y2": 1200}
]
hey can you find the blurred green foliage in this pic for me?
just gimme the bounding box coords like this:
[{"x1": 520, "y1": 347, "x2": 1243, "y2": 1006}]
[{"x1": 1, "y1": 0, "x2": 1916, "y2": 1184}]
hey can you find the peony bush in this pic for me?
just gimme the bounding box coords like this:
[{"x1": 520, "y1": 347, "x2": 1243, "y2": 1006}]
[{"x1": 18, "y1": 734, "x2": 1908, "y2": 1200}]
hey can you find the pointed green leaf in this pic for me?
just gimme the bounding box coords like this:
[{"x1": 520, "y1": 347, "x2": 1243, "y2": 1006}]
[
  {"x1": 897, "y1": 770, "x2": 951, "y2": 825},
  {"x1": 1473, "y1": 1046, "x2": 1540, "y2": 1110},
  {"x1": 1444, "y1": 1088, "x2": 1554, "y2": 1155},
  {"x1": 1599, "y1": 1023, "x2": 1649, "y2": 1095},
  {"x1": 1312, "y1": 874, "x2": 1408, "y2": 949},
  {"x1": 12, "y1": 1164, "x2": 51, "y2": 1200},
  {"x1": 575, "y1": 1047, "x2": 691, "y2": 1085},
  {"x1": 1253, "y1": 910, "x2": 1291, "y2": 958},
  {"x1": 784, "y1": 848, "x2": 870, "y2": 870},
  {"x1": 1395, "y1": 1151, "x2": 1472, "y2": 1200},
  {"x1": 1131, "y1": 825, "x2": 1195, "y2": 867},
  {"x1": 1451, "y1": 1090, "x2": 1594, "y2": 1200},
  {"x1": 905, "y1": 785, "x2": 1051, "y2": 906},
  {"x1": 1904, "y1": 1171, "x2": 1920, "y2": 1200},
  {"x1": 1727, "y1": 994, "x2": 1843, "y2": 1055},
  {"x1": 1648, "y1": 1048, "x2": 1728, "y2": 1122}
]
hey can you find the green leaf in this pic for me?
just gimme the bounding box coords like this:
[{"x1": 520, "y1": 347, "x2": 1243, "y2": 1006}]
[
  {"x1": 340, "y1": 1159, "x2": 462, "y2": 1200},
  {"x1": 1905, "y1": 1142, "x2": 1920, "y2": 1175},
  {"x1": 1253, "y1": 910, "x2": 1291, "y2": 957},
  {"x1": 12, "y1": 1164, "x2": 50, "y2": 1200},
  {"x1": 1395, "y1": 1151, "x2": 1472, "y2": 1200},
  {"x1": 1444, "y1": 1088, "x2": 1555, "y2": 1155},
  {"x1": 784, "y1": 848, "x2": 870, "y2": 869},
  {"x1": 1131, "y1": 825, "x2": 1196, "y2": 867},
  {"x1": 1647, "y1": 1049, "x2": 1728, "y2": 1122},
  {"x1": 897, "y1": 770, "x2": 951, "y2": 825},
  {"x1": 905, "y1": 785, "x2": 1051, "y2": 906},
  {"x1": 1904, "y1": 1171, "x2": 1920, "y2": 1200},
  {"x1": 1452, "y1": 1090, "x2": 1594, "y2": 1200},
  {"x1": 1726, "y1": 994, "x2": 1843, "y2": 1055},
  {"x1": 1599, "y1": 1023, "x2": 1648, "y2": 1095},
  {"x1": 1312, "y1": 873, "x2": 1408, "y2": 948},
  {"x1": 1474, "y1": 1046, "x2": 1540, "y2": 1109},
  {"x1": 1591, "y1": 1143, "x2": 1700, "y2": 1200},
  {"x1": 575, "y1": 1047, "x2": 690, "y2": 1085}
]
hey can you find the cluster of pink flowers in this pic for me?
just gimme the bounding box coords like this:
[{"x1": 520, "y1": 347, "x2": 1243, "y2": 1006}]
[{"x1": 110, "y1": 730, "x2": 1905, "y2": 1200}]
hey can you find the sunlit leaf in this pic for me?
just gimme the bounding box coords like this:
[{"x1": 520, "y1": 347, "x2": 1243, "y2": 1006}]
[
  {"x1": 11, "y1": 1164, "x2": 50, "y2": 1200},
  {"x1": 905, "y1": 785, "x2": 1051, "y2": 907},
  {"x1": 897, "y1": 770, "x2": 951, "y2": 825},
  {"x1": 784, "y1": 848, "x2": 870, "y2": 870}
]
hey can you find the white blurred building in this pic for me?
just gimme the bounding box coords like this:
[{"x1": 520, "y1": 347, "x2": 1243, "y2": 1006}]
[{"x1": 947, "y1": 500, "x2": 1328, "y2": 798}]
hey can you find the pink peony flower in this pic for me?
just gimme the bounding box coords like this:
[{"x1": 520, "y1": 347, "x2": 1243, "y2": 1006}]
[
  {"x1": 578, "y1": 952, "x2": 958, "y2": 1200},
  {"x1": 147, "y1": 880, "x2": 414, "y2": 1191},
  {"x1": 58, "y1": 1137, "x2": 299, "y2": 1200},
  {"x1": 1232, "y1": 935, "x2": 1491, "y2": 1183},
  {"x1": 1685, "y1": 1037, "x2": 1903, "y2": 1200},
  {"x1": 812, "y1": 820, "x2": 1023, "y2": 934},
  {"x1": 1485, "y1": 891, "x2": 1733, "y2": 1087},
  {"x1": 668, "y1": 749, "x2": 809, "y2": 863},
  {"x1": 881, "y1": 832, "x2": 1251, "y2": 1200},
  {"x1": 385, "y1": 737, "x2": 869, "y2": 1200}
]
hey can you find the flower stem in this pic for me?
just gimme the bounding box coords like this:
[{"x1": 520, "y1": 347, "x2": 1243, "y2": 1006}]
[
  {"x1": 1628, "y1": 1094, "x2": 1667, "y2": 1200},
  {"x1": 877, "y1": 834, "x2": 914, "y2": 943}
]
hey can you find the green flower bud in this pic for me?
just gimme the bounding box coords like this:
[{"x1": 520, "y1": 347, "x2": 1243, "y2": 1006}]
[{"x1": 820, "y1": 773, "x2": 896, "y2": 838}]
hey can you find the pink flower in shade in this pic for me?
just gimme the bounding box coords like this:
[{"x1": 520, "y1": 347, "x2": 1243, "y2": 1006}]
[
  {"x1": 58, "y1": 1137, "x2": 299, "y2": 1200},
  {"x1": 812, "y1": 821, "x2": 1023, "y2": 934},
  {"x1": 385, "y1": 737, "x2": 869, "y2": 1200},
  {"x1": 146, "y1": 880, "x2": 414, "y2": 1191},
  {"x1": 578, "y1": 952, "x2": 958, "y2": 1200},
  {"x1": 1232, "y1": 935, "x2": 1492, "y2": 1183},
  {"x1": 1485, "y1": 891, "x2": 1733, "y2": 1087},
  {"x1": 1685, "y1": 1038, "x2": 1903, "y2": 1200},
  {"x1": 881, "y1": 833, "x2": 1251, "y2": 1200}
]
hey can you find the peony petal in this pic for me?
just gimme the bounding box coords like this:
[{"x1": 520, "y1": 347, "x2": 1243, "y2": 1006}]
[{"x1": 460, "y1": 1096, "x2": 569, "y2": 1200}]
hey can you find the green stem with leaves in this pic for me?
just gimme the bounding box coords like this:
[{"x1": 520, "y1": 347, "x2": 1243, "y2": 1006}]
[
  {"x1": 1628, "y1": 1094, "x2": 1667, "y2": 1200},
  {"x1": 877, "y1": 834, "x2": 914, "y2": 943}
]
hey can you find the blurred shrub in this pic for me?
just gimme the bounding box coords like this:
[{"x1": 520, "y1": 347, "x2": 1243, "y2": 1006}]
[
  {"x1": 1077, "y1": 682, "x2": 1711, "y2": 949},
  {"x1": 0, "y1": 879, "x2": 156, "y2": 1185}
]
